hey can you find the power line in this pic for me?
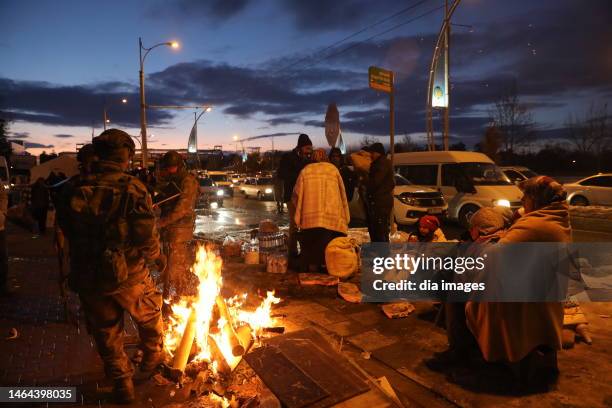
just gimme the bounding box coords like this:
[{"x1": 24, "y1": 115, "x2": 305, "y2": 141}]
[
  {"x1": 297, "y1": 4, "x2": 445, "y2": 72},
  {"x1": 274, "y1": 0, "x2": 433, "y2": 74}
]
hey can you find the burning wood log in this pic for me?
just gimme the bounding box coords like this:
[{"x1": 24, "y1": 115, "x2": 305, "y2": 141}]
[
  {"x1": 216, "y1": 295, "x2": 245, "y2": 356},
  {"x1": 235, "y1": 324, "x2": 253, "y2": 350},
  {"x1": 172, "y1": 308, "x2": 197, "y2": 372}
]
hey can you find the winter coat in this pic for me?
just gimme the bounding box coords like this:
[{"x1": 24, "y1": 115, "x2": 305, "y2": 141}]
[
  {"x1": 292, "y1": 162, "x2": 350, "y2": 234},
  {"x1": 465, "y1": 201, "x2": 571, "y2": 362}
]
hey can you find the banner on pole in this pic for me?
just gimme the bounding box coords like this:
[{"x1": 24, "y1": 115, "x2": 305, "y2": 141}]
[
  {"x1": 431, "y1": 33, "x2": 448, "y2": 108},
  {"x1": 187, "y1": 123, "x2": 197, "y2": 153}
]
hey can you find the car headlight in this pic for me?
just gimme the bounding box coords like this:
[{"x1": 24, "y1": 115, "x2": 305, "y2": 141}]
[
  {"x1": 494, "y1": 199, "x2": 510, "y2": 207},
  {"x1": 210, "y1": 202, "x2": 219, "y2": 209},
  {"x1": 265, "y1": 188, "x2": 273, "y2": 194},
  {"x1": 3, "y1": 184, "x2": 9, "y2": 190},
  {"x1": 396, "y1": 195, "x2": 417, "y2": 206},
  {"x1": 230, "y1": 183, "x2": 234, "y2": 187},
  {"x1": 216, "y1": 190, "x2": 224, "y2": 196}
]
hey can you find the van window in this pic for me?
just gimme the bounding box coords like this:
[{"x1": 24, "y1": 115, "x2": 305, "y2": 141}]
[
  {"x1": 397, "y1": 165, "x2": 437, "y2": 185},
  {"x1": 441, "y1": 164, "x2": 461, "y2": 186},
  {"x1": 460, "y1": 163, "x2": 511, "y2": 185}
]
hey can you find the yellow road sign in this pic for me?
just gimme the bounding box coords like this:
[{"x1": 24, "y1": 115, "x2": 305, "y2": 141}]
[{"x1": 368, "y1": 66, "x2": 393, "y2": 93}]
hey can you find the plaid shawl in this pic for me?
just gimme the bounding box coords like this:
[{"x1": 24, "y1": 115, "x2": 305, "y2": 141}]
[{"x1": 292, "y1": 162, "x2": 350, "y2": 234}]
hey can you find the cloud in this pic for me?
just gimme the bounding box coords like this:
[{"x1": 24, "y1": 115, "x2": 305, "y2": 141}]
[
  {"x1": 2, "y1": 0, "x2": 610, "y2": 148},
  {"x1": 9, "y1": 131, "x2": 29, "y2": 139},
  {"x1": 25, "y1": 142, "x2": 54, "y2": 148},
  {"x1": 54, "y1": 133, "x2": 74, "y2": 138},
  {"x1": 279, "y1": 0, "x2": 411, "y2": 32},
  {"x1": 0, "y1": 78, "x2": 174, "y2": 128},
  {"x1": 147, "y1": 0, "x2": 251, "y2": 21}
]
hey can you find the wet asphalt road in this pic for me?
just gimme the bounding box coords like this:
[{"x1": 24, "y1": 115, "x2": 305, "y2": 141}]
[
  {"x1": 195, "y1": 194, "x2": 289, "y2": 242},
  {"x1": 195, "y1": 193, "x2": 611, "y2": 243},
  {"x1": 193, "y1": 193, "x2": 465, "y2": 242}
]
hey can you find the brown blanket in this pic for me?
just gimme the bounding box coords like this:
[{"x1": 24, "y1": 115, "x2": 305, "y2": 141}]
[{"x1": 466, "y1": 202, "x2": 571, "y2": 362}]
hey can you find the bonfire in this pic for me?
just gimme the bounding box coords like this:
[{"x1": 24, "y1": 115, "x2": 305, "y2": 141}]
[{"x1": 164, "y1": 244, "x2": 281, "y2": 378}]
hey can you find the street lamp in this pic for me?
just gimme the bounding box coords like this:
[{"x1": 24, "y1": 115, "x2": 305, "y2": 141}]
[
  {"x1": 139, "y1": 37, "x2": 180, "y2": 168},
  {"x1": 103, "y1": 97, "x2": 128, "y2": 130}
]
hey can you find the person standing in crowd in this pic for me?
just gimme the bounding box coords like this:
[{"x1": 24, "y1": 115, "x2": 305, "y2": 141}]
[
  {"x1": 409, "y1": 215, "x2": 447, "y2": 242},
  {"x1": 157, "y1": 151, "x2": 199, "y2": 301},
  {"x1": 56, "y1": 129, "x2": 165, "y2": 404},
  {"x1": 465, "y1": 176, "x2": 571, "y2": 385},
  {"x1": 365, "y1": 143, "x2": 394, "y2": 242},
  {"x1": 277, "y1": 133, "x2": 313, "y2": 258},
  {"x1": 292, "y1": 148, "x2": 350, "y2": 272},
  {"x1": 0, "y1": 184, "x2": 9, "y2": 296},
  {"x1": 273, "y1": 170, "x2": 284, "y2": 214},
  {"x1": 329, "y1": 147, "x2": 357, "y2": 202},
  {"x1": 30, "y1": 177, "x2": 50, "y2": 234}
]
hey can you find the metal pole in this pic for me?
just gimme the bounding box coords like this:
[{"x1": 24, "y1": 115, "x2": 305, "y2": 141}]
[
  {"x1": 103, "y1": 107, "x2": 108, "y2": 131},
  {"x1": 389, "y1": 71, "x2": 395, "y2": 164},
  {"x1": 443, "y1": 0, "x2": 450, "y2": 151},
  {"x1": 139, "y1": 37, "x2": 148, "y2": 169}
]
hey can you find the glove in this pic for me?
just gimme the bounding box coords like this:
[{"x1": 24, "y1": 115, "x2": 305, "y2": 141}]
[{"x1": 155, "y1": 254, "x2": 167, "y2": 273}]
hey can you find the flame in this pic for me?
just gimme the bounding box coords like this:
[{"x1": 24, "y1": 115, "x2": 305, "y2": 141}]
[{"x1": 164, "y1": 245, "x2": 281, "y2": 371}]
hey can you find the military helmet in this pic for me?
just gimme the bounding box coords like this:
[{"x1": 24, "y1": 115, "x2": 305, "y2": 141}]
[
  {"x1": 160, "y1": 150, "x2": 185, "y2": 169},
  {"x1": 93, "y1": 129, "x2": 136, "y2": 162},
  {"x1": 76, "y1": 143, "x2": 96, "y2": 163}
]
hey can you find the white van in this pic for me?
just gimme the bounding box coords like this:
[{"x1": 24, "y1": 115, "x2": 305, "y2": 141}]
[{"x1": 393, "y1": 151, "x2": 523, "y2": 226}]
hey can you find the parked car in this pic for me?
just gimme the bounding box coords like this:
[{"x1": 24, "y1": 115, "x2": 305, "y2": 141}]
[
  {"x1": 393, "y1": 174, "x2": 447, "y2": 225},
  {"x1": 241, "y1": 177, "x2": 274, "y2": 200},
  {"x1": 564, "y1": 173, "x2": 612, "y2": 206},
  {"x1": 394, "y1": 151, "x2": 522, "y2": 226},
  {"x1": 500, "y1": 166, "x2": 538, "y2": 184},
  {"x1": 348, "y1": 174, "x2": 447, "y2": 226},
  {"x1": 197, "y1": 177, "x2": 224, "y2": 208},
  {"x1": 230, "y1": 173, "x2": 247, "y2": 185},
  {"x1": 205, "y1": 171, "x2": 234, "y2": 196}
]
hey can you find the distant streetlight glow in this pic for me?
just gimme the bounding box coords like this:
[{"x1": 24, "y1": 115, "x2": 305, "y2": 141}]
[
  {"x1": 205, "y1": 106, "x2": 212, "y2": 112},
  {"x1": 170, "y1": 41, "x2": 180, "y2": 49},
  {"x1": 121, "y1": 98, "x2": 127, "y2": 104}
]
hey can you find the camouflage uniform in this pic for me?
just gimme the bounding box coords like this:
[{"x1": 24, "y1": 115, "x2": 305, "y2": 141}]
[
  {"x1": 157, "y1": 159, "x2": 199, "y2": 299},
  {"x1": 56, "y1": 131, "x2": 164, "y2": 391}
]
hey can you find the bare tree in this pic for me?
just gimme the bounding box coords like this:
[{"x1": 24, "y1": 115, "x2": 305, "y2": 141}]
[
  {"x1": 566, "y1": 102, "x2": 610, "y2": 170},
  {"x1": 489, "y1": 81, "x2": 535, "y2": 152}
]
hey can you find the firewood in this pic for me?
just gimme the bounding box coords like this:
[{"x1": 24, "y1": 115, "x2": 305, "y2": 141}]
[{"x1": 216, "y1": 295, "x2": 245, "y2": 356}]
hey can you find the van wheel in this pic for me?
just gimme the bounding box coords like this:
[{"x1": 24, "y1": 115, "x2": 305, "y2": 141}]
[
  {"x1": 570, "y1": 196, "x2": 589, "y2": 206},
  {"x1": 458, "y1": 204, "x2": 480, "y2": 228}
]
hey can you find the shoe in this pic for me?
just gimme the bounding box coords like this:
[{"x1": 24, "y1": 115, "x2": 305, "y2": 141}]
[
  {"x1": 113, "y1": 378, "x2": 135, "y2": 404},
  {"x1": 424, "y1": 349, "x2": 468, "y2": 372},
  {"x1": 140, "y1": 351, "x2": 163, "y2": 374}
]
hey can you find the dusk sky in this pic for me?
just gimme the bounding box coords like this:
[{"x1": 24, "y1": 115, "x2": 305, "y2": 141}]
[{"x1": 1, "y1": 0, "x2": 610, "y2": 155}]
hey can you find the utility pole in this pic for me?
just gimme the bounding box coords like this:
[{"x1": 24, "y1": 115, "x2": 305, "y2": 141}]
[
  {"x1": 139, "y1": 37, "x2": 148, "y2": 169},
  {"x1": 443, "y1": 0, "x2": 451, "y2": 150},
  {"x1": 389, "y1": 71, "x2": 395, "y2": 162}
]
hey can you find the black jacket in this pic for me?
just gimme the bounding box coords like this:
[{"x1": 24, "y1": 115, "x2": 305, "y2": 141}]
[
  {"x1": 366, "y1": 156, "x2": 395, "y2": 212},
  {"x1": 277, "y1": 149, "x2": 308, "y2": 203}
]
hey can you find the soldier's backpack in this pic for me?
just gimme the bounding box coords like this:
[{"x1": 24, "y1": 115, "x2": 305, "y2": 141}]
[{"x1": 65, "y1": 176, "x2": 131, "y2": 293}]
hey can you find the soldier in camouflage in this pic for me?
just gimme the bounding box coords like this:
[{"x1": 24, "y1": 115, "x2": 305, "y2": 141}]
[
  {"x1": 156, "y1": 151, "x2": 199, "y2": 301},
  {"x1": 56, "y1": 129, "x2": 165, "y2": 404}
]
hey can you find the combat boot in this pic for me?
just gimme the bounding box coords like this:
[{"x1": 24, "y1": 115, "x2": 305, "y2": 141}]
[
  {"x1": 113, "y1": 377, "x2": 135, "y2": 404},
  {"x1": 140, "y1": 351, "x2": 164, "y2": 374}
]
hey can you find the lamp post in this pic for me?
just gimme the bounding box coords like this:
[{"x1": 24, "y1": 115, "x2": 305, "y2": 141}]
[
  {"x1": 139, "y1": 37, "x2": 179, "y2": 168},
  {"x1": 103, "y1": 98, "x2": 128, "y2": 130}
]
